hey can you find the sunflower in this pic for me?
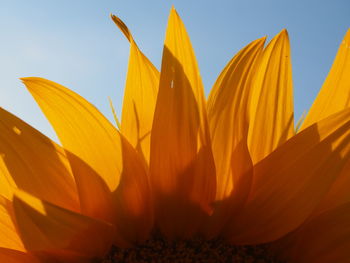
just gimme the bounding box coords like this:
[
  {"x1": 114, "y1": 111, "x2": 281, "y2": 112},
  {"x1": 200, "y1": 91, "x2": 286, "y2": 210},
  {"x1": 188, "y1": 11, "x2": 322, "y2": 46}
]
[{"x1": 1, "y1": 7, "x2": 350, "y2": 263}]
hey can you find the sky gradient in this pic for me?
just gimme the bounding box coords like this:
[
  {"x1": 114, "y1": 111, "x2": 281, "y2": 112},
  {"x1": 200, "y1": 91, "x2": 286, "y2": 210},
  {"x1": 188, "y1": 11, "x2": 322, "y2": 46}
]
[{"x1": 1, "y1": 0, "x2": 349, "y2": 140}]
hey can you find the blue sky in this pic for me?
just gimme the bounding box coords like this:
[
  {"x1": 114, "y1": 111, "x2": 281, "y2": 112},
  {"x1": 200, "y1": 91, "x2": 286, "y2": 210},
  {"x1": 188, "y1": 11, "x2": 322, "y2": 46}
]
[{"x1": 0, "y1": 0, "x2": 349, "y2": 140}]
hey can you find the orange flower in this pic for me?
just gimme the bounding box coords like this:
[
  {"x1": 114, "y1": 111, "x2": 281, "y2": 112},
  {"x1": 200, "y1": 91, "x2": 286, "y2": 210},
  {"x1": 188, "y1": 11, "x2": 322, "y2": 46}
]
[{"x1": 0, "y1": 7, "x2": 349, "y2": 263}]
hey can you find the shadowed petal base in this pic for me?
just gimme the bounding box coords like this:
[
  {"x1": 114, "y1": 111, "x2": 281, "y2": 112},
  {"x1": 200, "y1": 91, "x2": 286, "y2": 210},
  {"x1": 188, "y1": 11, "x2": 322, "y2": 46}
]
[{"x1": 101, "y1": 236, "x2": 284, "y2": 263}]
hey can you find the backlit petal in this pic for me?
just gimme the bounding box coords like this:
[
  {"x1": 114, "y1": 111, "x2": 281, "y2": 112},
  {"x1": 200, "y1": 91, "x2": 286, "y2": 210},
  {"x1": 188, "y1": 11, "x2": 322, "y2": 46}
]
[
  {"x1": 302, "y1": 29, "x2": 350, "y2": 129},
  {"x1": 22, "y1": 78, "x2": 153, "y2": 245},
  {"x1": 13, "y1": 190, "x2": 114, "y2": 262},
  {"x1": 111, "y1": 14, "x2": 160, "y2": 164},
  {"x1": 248, "y1": 29, "x2": 294, "y2": 163},
  {"x1": 205, "y1": 37, "x2": 265, "y2": 237},
  {"x1": 0, "y1": 196, "x2": 25, "y2": 252},
  {"x1": 150, "y1": 8, "x2": 216, "y2": 238},
  {"x1": 277, "y1": 202, "x2": 350, "y2": 263},
  {"x1": 208, "y1": 37, "x2": 265, "y2": 200},
  {"x1": 0, "y1": 107, "x2": 79, "y2": 211},
  {"x1": 227, "y1": 108, "x2": 350, "y2": 244}
]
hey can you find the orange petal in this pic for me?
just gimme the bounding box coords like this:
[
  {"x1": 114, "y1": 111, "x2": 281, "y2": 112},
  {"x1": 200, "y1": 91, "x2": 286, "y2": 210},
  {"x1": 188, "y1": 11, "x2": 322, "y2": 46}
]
[
  {"x1": 22, "y1": 77, "x2": 153, "y2": 245},
  {"x1": 205, "y1": 37, "x2": 265, "y2": 237},
  {"x1": 313, "y1": 159, "x2": 350, "y2": 216},
  {"x1": 0, "y1": 196, "x2": 25, "y2": 252},
  {"x1": 150, "y1": 8, "x2": 216, "y2": 238},
  {"x1": 12, "y1": 190, "x2": 114, "y2": 262},
  {"x1": 276, "y1": 202, "x2": 350, "y2": 263},
  {"x1": 0, "y1": 107, "x2": 79, "y2": 211},
  {"x1": 248, "y1": 29, "x2": 294, "y2": 164},
  {"x1": 0, "y1": 158, "x2": 14, "y2": 199},
  {"x1": 302, "y1": 29, "x2": 350, "y2": 129},
  {"x1": 208, "y1": 37, "x2": 265, "y2": 200},
  {"x1": 112, "y1": 14, "x2": 160, "y2": 164},
  {"x1": 227, "y1": 108, "x2": 350, "y2": 244},
  {"x1": 0, "y1": 248, "x2": 38, "y2": 263}
]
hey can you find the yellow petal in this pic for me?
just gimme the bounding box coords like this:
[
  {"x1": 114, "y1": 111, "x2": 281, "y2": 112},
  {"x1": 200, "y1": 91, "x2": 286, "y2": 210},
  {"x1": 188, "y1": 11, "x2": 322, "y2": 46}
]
[
  {"x1": 111, "y1": 137, "x2": 154, "y2": 244},
  {"x1": 227, "y1": 108, "x2": 350, "y2": 244},
  {"x1": 302, "y1": 29, "x2": 350, "y2": 129},
  {"x1": 207, "y1": 37, "x2": 265, "y2": 200},
  {"x1": 110, "y1": 14, "x2": 132, "y2": 41},
  {"x1": 0, "y1": 107, "x2": 79, "y2": 211},
  {"x1": 22, "y1": 77, "x2": 153, "y2": 245},
  {"x1": 277, "y1": 202, "x2": 350, "y2": 263},
  {"x1": 108, "y1": 97, "x2": 121, "y2": 130},
  {"x1": 150, "y1": 8, "x2": 216, "y2": 238},
  {"x1": 205, "y1": 37, "x2": 265, "y2": 237},
  {"x1": 112, "y1": 14, "x2": 160, "y2": 164},
  {"x1": 248, "y1": 29, "x2": 294, "y2": 163},
  {"x1": 0, "y1": 196, "x2": 25, "y2": 252},
  {"x1": 22, "y1": 77, "x2": 122, "y2": 193},
  {"x1": 0, "y1": 158, "x2": 13, "y2": 199},
  {"x1": 0, "y1": 248, "x2": 38, "y2": 263},
  {"x1": 12, "y1": 190, "x2": 114, "y2": 261}
]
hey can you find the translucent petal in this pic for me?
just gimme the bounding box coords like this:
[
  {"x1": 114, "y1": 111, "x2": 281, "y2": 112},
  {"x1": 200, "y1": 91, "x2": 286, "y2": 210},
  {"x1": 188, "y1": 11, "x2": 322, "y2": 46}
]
[
  {"x1": 302, "y1": 29, "x2": 350, "y2": 129},
  {"x1": 111, "y1": 14, "x2": 160, "y2": 164},
  {"x1": 227, "y1": 108, "x2": 350, "y2": 244},
  {"x1": 22, "y1": 77, "x2": 153, "y2": 245},
  {"x1": 208, "y1": 37, "x2": 265, "y2": 200},
  {"x1": 0, "y1": 107, "x2": 79, "y2": 211},
  {"x1": 13, "y1": 190, "x2": 114, "y2": 261},
  {"x1": 205, "y1": 37, "x2": 265, "y2": 237},
  {"x1": 248, "y1": 29, "x2": 294, "y2": 163},
  {"x1": 150, "y1": 8, "x2": 216, "y2": 238},
  {"x1": 0, "y1": 196, "x2": 25, "y2": 252}
]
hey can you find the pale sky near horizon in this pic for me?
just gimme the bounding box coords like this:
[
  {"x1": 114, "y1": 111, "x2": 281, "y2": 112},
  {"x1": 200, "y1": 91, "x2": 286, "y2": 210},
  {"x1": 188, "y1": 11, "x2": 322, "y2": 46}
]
[{"x1": 0, "y1": 0, "x2": 349, "y2": 140}]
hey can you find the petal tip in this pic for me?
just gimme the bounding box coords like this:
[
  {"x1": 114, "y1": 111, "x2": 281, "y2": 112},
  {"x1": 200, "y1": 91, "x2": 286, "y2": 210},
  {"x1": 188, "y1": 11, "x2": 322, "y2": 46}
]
[
  {"x1": 111, "y1": 14, "x2": 131, "y2": 42},
  {"x1": 279, "y1": 28, "x2": 289, "y2": 38}
]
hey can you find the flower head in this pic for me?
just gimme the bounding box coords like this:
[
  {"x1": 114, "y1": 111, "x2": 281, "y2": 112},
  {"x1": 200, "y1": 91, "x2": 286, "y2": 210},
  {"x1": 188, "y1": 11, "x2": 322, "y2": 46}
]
[{"x1": 0, "y1": 7, "x2": 350, "y2": 263}]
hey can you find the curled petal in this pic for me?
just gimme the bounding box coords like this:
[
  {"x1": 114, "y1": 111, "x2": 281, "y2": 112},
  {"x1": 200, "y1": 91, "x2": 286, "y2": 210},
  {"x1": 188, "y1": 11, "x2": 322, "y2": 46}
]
[{"x1": 112, "y1": 14, "x2": 160, "y2": 164}]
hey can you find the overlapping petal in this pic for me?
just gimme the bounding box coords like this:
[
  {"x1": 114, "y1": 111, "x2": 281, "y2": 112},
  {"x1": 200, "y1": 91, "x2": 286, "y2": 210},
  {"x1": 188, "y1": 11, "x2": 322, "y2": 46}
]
[
  {"x1": 0, "y1": 196, "x2": 25, "y2": 252},
  {"x1": 276, "y1": 202, "x2": 350, "y2": 263},
  {"x1": 302, "y1": 29, "x2": 350, "y2": 129},
  {"x1": 248, "y1": 29, "x2": 294, "y2": 163},
  {"x1": 0, "y1": 248, "x2": 38, "y2": 263},
  {"x1": 206, "y1": 37, "x2": 265, "y2": 237},
  {"x1": 0, "y1": 107, "x2": 79, "y2": 211},
  {"x1": 150, "y1": 8, "x2": 216, "y2": 238},
  {"x1": 0, "y1": 7, "x2": 348, "y2": 263},
  {"x1": 22, "y1": 78, "x2": 153, "y2": 245},
  {"x1": 227, "y1": 108, "x2": 350, "y2": 244},
  {"x1": 13, "y1": 190, "x2": 114, "y2": 262},
  {"x1": 303, "y1": 29, "x2": 350, "y2": 217},
  {"x1": 111, "y1": 15, "x2": 160, "y2": 164}
]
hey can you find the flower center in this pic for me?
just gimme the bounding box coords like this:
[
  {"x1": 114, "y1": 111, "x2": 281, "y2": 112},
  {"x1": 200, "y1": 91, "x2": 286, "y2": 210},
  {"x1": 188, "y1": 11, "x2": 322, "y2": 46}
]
[{"x1": 101, "y1": 236, "x2": 284, "y2": 262}]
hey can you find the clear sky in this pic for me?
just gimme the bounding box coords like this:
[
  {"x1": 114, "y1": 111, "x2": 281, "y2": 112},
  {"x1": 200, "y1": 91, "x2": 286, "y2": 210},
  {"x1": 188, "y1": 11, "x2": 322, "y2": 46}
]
[{"x1": 0, "y1": 0, "x2": 349, "y2": 140}]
